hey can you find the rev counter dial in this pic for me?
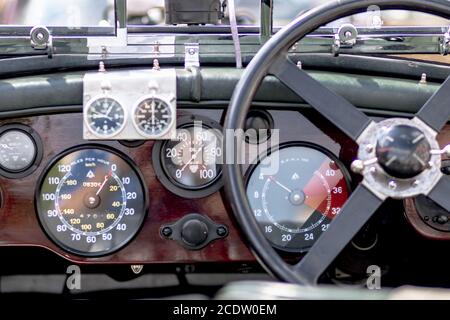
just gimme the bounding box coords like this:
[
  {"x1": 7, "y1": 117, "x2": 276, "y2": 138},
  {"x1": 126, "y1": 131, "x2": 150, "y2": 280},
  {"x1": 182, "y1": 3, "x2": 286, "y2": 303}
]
[
  {"x1": 246, "y1": 144, "x2": 351, "y2": 253},
  {"x1": 36, "y1": 147, "x2": 147, "y2": 256}
]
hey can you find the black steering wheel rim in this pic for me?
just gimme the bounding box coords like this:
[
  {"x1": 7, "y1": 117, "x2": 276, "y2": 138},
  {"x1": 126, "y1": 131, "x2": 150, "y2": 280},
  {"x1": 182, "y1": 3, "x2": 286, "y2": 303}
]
[{"x1": 223, "y1": 0, "x2": 450, "y2": 285}]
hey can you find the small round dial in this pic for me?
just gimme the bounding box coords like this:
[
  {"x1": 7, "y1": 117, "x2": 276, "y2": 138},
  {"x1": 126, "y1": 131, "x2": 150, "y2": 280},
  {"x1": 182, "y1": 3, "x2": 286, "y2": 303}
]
[
  {"x1": 376, "y1": 124, "x2": 431, "y2": 179},
  {"x1": 161, "y1": 124, "x2": 223, "y2": 190},
  {"x1": 246, "y1": 144, "x2": 350, "y2": 253},
  {"x1": 0, "y1": 130, "x2": 37, "y2": 172},
  {"x1": 85, "y1": 97, "x2": 126, "y2": 138},
  {"x1": 133, "y1": 97, "x2": 174, "y2": 137}
]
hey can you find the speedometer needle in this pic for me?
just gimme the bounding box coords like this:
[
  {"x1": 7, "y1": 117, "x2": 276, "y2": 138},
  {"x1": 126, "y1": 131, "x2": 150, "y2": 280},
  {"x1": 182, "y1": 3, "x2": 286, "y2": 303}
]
[
  {"x1": 268, "y1": 176, "x2": 292, "y2": 193},
  {"x1": 96, "y1": 172, "x2": 111, "y2": 196}
]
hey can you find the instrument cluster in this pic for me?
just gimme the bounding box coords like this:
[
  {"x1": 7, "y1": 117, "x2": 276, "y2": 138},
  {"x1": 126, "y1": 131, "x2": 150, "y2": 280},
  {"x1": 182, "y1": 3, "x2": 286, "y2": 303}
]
[{"x1": 0, "y1": 109, "x2": 448, "y2": 260}]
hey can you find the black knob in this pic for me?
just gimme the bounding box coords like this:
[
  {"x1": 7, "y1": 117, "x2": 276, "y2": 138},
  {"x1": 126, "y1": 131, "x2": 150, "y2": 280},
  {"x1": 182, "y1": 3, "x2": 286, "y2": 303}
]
[
  {"x1": 181, "y1": 219, "x2": 209, "y2": 247},
  {"x1": 376, "y1": 125, "x2": 431, "y2": 179}
]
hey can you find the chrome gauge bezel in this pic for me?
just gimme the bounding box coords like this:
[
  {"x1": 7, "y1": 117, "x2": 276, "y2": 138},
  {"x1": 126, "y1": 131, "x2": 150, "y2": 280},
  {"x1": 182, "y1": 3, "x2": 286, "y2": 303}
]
[
  {"x1": 35, "y1": 144, "x2": 149, "y2": 257},
  {"x1": 0, "y1": 124, "x2": 43, "y2": 179},
  {"x1": 84, "y1": 95, "x2": 128, "y2": 139},
  {"x1": 152, "y1": 116, "x2": 224, "y2": 199},
  {"x1": 244, "y1": 141, "x2": 352, "y2": 254}
]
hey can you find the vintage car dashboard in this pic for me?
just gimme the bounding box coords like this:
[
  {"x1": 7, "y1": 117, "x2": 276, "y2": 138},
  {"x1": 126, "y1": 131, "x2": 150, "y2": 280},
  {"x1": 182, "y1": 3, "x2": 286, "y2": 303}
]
[{"x1": 0, "y1": 63, "x2": 449, "y2": 284}]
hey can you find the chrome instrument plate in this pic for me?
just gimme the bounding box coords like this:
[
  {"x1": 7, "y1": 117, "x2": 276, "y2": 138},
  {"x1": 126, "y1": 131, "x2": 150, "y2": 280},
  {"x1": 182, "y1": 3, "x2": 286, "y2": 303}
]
[{"x1": 83, "y1": 68, "x2": 177, "y2": 141}]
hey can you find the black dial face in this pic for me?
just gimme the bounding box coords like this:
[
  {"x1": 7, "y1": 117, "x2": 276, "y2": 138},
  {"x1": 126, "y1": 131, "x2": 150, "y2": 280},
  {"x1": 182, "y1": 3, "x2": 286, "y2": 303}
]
[
  {"x1": 86, "y1": 97, "x2": 126, "y2": 138},
  {"x1": 0, "y1": 130, "x2": 36, "y2": 172},
  {"x1": 376, "y1": 124, "x2": 431, "y2": 179},
  {"x1": 36, "y1": 148, "x2": 147, "y2": 256},
  {"x1": 161, "y1": 124, "x2": 223, "y2": 190},
  {"x1": 246, "y1": 145, "x2": 350, "y2": 253},
  {"x1": 133, "y1": 97, "x2": 173, "y2": 137}
]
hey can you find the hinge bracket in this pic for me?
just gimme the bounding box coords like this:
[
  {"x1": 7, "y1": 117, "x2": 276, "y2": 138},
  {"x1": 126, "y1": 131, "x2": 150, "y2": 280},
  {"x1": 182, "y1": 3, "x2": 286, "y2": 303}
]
[
  {"x1": 332, "y1": 24, "x2": 358, "y2": 57},
  {"x1": 30, "y1": 26, "x2": 53, "y2": 59},
  {"x1": 185, "y1": 43, "x2": 200, "y2": 68}
]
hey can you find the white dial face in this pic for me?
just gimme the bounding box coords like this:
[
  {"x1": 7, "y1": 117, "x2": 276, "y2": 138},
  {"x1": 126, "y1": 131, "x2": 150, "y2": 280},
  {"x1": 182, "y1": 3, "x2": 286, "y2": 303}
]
[
  {"x1": 86, "y1": 97, "x2": 126, "y2": 137},
  {"x1": 134, "y1": 97, "x2": 173, "y2": 137},
  {"x1": 0, "y1": 130, "x2": 36, "y2": 172}
]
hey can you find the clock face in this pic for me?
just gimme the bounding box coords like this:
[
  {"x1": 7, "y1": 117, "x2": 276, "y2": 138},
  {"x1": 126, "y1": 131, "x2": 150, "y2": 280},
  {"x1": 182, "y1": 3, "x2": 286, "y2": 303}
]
[
  {"x1": 86, "y1": 97, "x2": 126, "y2": 138},
  {"x1": 133, "y1": 97, "x2": 174, "y2": 137}
]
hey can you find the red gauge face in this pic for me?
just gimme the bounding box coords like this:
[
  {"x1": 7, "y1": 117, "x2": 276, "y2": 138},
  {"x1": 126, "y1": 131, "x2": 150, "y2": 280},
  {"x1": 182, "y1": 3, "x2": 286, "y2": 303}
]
[{"x1": 246, "y1": 145, "x2": 350, "y2": 253}]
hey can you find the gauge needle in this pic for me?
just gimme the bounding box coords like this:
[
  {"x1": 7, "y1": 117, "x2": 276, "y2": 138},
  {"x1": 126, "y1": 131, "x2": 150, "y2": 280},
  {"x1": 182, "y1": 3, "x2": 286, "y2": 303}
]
[
  {"x1": 268, "y1": 176, "x2": 292, "y2": 193},
  {"x1": 96, "y1": 172, "x2": 111, "y2": 196},
  {"x1": 105, "y1": 103, "x2": 114, "y2": 117},
  {"x1": 151, "y1": 101, "x2": 156, "y2": 126},
  {"x1": 180, "y1": 145, "x2": 204, "y2": 173},
  {"x1": 92, "y1": 111, "x2": 113, "y2": 121}
]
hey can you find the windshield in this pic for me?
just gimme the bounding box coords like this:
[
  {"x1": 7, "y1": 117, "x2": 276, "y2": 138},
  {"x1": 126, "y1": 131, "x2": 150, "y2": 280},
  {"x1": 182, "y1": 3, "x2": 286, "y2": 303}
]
[
  {"x1": 0, "y1": 0, "x2": 448, "y2": 28},
  {"x1": 126, "y1": 0, "x2": 449, "y2": 27},
  {"x1": 0, "y1": 0, "x2": 115, "y2": 27}
]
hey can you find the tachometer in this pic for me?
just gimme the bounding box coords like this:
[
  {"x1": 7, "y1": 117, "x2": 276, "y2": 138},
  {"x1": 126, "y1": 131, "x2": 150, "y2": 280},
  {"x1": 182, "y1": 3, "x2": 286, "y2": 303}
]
[
  {"x1": 246, "y1": 144, "x2": 350, "y2": 253},
  {"x1": 36, "y1": 147, "x2": 147, "y2": 256}
]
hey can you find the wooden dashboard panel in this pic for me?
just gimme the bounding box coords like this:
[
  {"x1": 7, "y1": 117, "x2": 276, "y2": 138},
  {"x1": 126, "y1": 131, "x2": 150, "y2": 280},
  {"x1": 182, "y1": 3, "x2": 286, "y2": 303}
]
[
  {"x1": 0, "y1": 113, "x2": 257, "y2": 264},
  {"x1": 0, "y1": 110, "x2": 363, "y2": 264}
]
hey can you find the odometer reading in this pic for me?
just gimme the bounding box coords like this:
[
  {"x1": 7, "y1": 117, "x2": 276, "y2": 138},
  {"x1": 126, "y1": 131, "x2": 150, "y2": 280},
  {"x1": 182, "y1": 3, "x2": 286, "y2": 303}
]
[
  {"x1": 36, "y1": 148, "x2": 147, "y2": 256},
  {"x1": 246, "y1": 145, "x2": 350, "y2": 253}
]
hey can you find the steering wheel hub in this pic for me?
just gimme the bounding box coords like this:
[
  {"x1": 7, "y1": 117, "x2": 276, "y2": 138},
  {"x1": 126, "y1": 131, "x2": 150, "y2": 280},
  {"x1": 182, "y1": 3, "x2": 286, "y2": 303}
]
[
  {"x1": 355, "y1": 118, "x2": 442, "y2": 200},
  {"x1": 376, "y1": 124, "x2": 431, "y2": 179}
]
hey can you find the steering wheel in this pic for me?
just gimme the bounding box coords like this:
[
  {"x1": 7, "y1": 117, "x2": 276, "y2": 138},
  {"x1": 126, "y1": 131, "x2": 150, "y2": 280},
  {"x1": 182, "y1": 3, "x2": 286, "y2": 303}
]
[{"x1": 224, "y1": 0, "x2": 450, "y2": 285}]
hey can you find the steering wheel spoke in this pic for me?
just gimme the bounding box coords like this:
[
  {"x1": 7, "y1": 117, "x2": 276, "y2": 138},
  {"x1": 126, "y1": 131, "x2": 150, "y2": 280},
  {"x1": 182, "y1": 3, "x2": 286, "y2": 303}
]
[
  {"x1": 293, "y1": 185, "x2": 383, "y2": 285},
  {"x1": 427, "y1": 175, "x2": 450, "y2": 212},
  {"x1": 416, "y1": 76, "x2": 450, "y2": 132},
  {"x1": 271, "y1": 57, "x2": 373, "y2": 141}
]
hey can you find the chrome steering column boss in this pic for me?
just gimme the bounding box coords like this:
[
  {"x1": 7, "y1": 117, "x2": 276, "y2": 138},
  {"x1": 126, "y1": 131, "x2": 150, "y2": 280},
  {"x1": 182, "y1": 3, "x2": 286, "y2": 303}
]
[
  {"x1": 352, "y1": 118, "x2": 449, "y2": 200},
  {"x1": 223, "y1": 0, "x2": 450, "y2": 285}
]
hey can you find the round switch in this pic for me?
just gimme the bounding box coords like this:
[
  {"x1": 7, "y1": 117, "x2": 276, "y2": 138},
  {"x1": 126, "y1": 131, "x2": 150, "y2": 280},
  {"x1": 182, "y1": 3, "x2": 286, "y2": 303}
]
[
  {"x1": 181, "y1": 219, "x2": 209, "y2": 247},
  {"x1": 376, "y1": 125, "x2": 431, "y2": 179}
]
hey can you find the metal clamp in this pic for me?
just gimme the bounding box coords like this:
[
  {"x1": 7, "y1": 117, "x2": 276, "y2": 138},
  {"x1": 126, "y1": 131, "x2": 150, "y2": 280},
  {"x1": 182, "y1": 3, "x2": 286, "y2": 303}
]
[
  {"x1": 185, "y1": 43, "x2": 200, "y2": 68},
  {"x1": 30, "y1": 26, "x2": 53, "y2": 58},
  {"x1": 332, "y1": 24, "x2": 358, "y2": 57},
  {"x1": 439, "y1": 27, "x2": 450, "y2": 55}
]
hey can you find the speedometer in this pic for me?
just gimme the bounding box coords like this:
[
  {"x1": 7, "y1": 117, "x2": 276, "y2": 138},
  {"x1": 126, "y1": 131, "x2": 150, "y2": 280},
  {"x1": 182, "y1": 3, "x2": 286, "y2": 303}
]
[
  {"x1": 246, "y1": 144, "x2": 350, "y2": 253},
  {"x1": 36, "y1": 147, "x2": 147, "y2": 256}
]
